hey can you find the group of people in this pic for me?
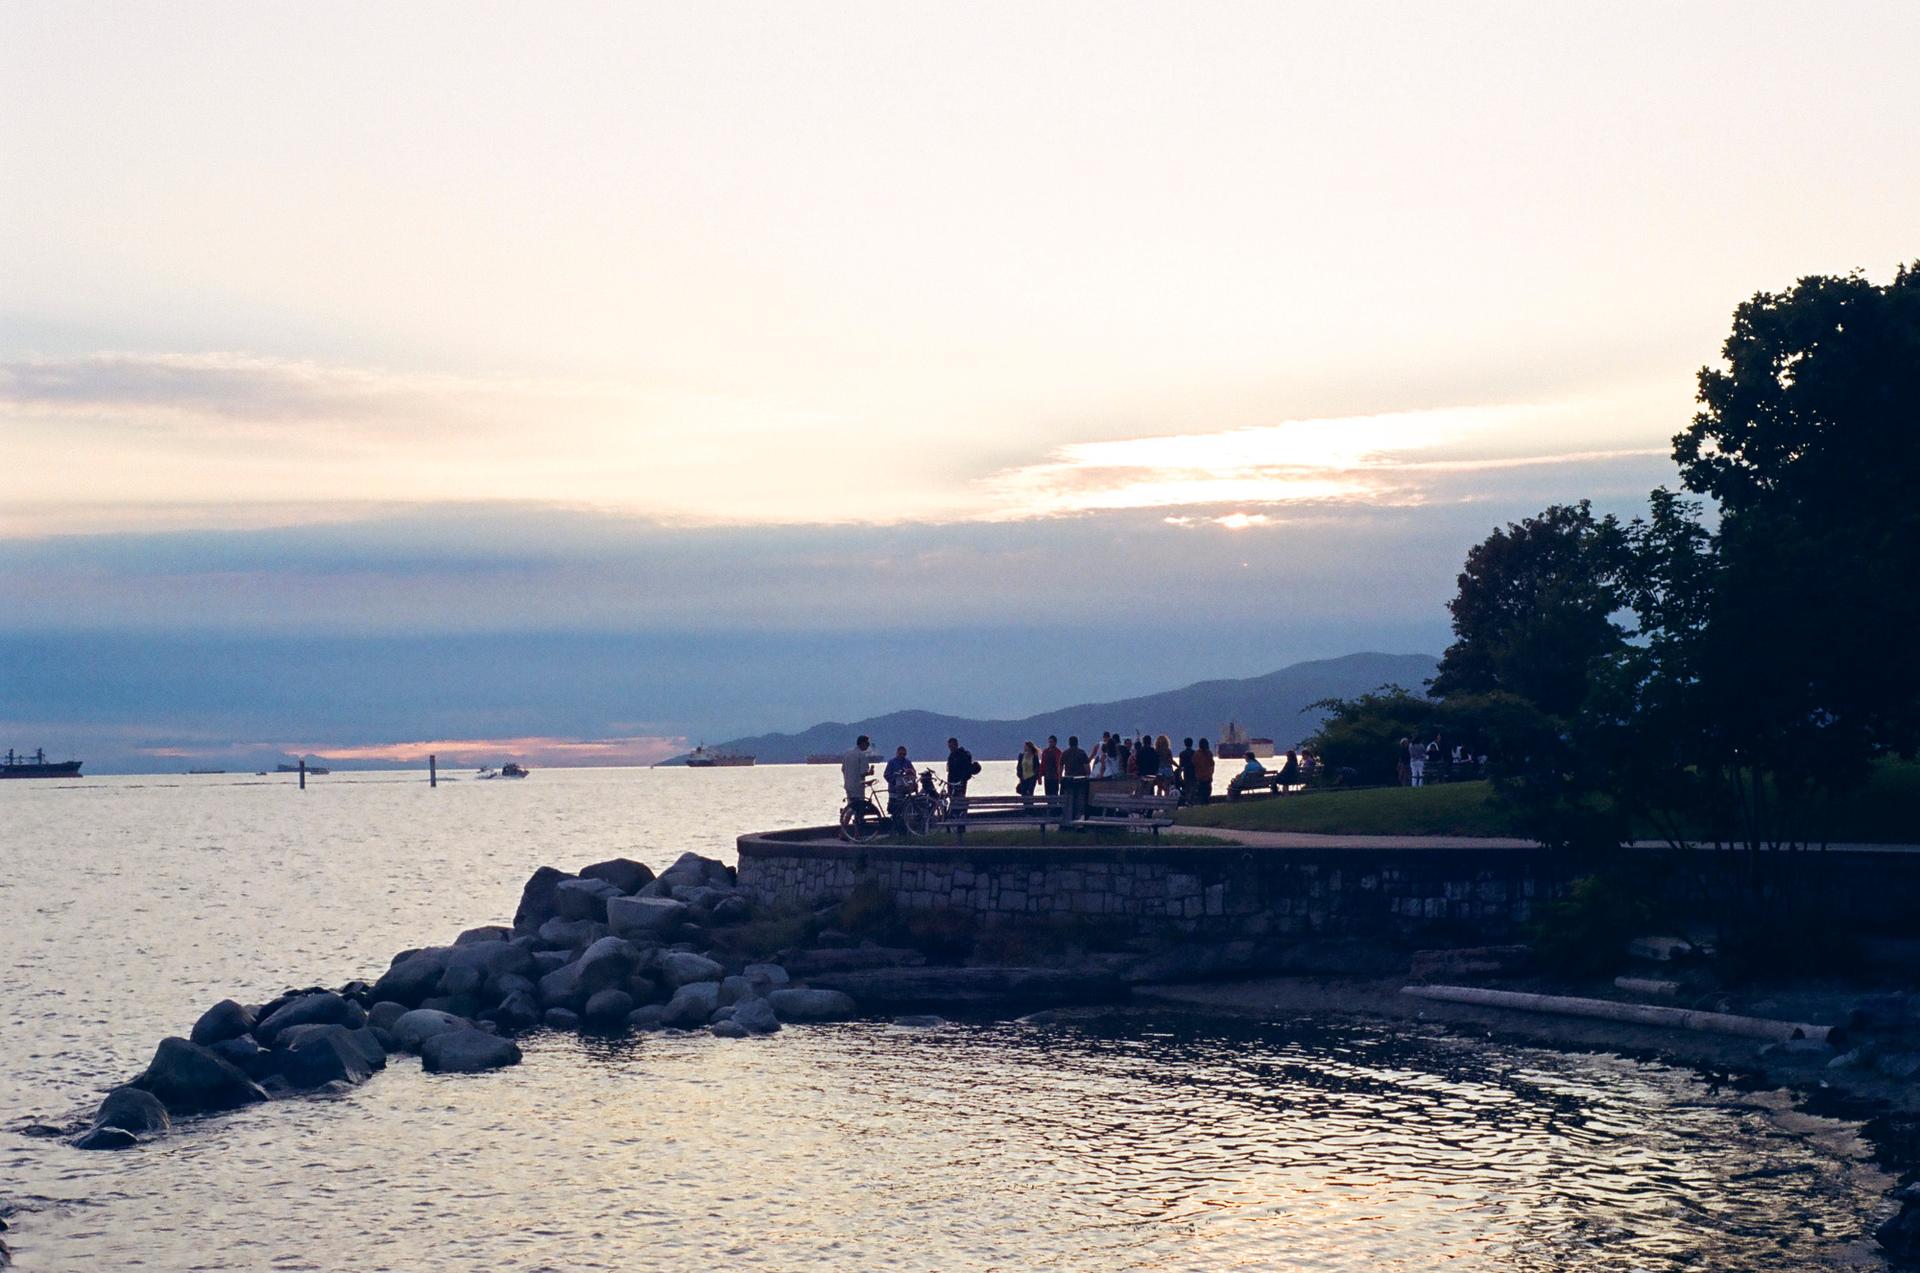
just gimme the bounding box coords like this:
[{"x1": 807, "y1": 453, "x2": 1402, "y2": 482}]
[
  {"x1": 840, "y1": 730, "x2": 1291, "y2": 819},
  {"x1": 1397, "y1": 734, "x2": 1485, "y2": 787}
]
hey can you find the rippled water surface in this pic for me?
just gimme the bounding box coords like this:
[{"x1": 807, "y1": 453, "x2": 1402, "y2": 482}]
[{"x1": 0, "y1": 767, "x2": 1896, "y2": 1269}]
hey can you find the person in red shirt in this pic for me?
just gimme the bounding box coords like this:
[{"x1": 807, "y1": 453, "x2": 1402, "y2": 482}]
[{"x1": 1039, "y1": 735, "x2": 1063, "y2": 800}]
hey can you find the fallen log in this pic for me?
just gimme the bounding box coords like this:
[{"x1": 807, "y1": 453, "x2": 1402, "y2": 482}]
[{"x1": 1402, "y1": 984, "x2": 1838, "y2": 1044}]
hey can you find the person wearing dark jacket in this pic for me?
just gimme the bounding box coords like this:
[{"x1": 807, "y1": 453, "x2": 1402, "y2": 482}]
[
  {"x1": 1040, "y1": 736, "x2": 1063, "y2": 798},
  {"x1": 1177, "y1": 738, "x2": 1197, "y2": 805},
  {"x1": 946, "y1": 737, "x2": 975, "y2": 810},
  {"x1": 1135, "y1": 738, "x2": 1159, "y2": 785}
]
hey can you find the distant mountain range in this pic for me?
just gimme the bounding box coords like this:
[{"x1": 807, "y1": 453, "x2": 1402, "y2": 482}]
[{"x1": 685, "y1": 651, "x2": 1437, "y2": 764}]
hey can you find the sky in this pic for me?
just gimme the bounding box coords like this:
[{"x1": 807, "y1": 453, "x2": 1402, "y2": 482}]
[{"x1": 3, "y1": 2, "x2": 1916, "y2": 769}]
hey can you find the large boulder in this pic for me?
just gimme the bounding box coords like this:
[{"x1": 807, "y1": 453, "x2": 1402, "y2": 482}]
[
  {"x1": 710, "y1": 896, "x2": 751, "y2": 925},
  {"x1": 94, "y1": 1086, "x2": 171, "y2": 1135},
  {"x1": 372, "y1": 948, "x2": 451, "y2": 1007},
  {"x1": 367, "y1": 1001, "x2": 410, "y2": 1033},
  {"x1": 485, "y1": 989, "x2": 542, "y2": 1032},
  {"x1": 132, "y1": 1038, "x2": 270, "y2": 1115},
  {"x1": 656, "y1": 852, "x2": 731, "y2": 892},
  {"x1": 580, "y1": 858, "x2": 655, "y2": 894},
  {"x1": 607, "y1": 896, "x2": 689, "y2": 940},
  {"x1": 543, "y1": 1007, "x2": 582, "y2": 1031},
  {"x1": 710, "y1": 1020, "x2": 750, "y2": 1039},
  {"x1": 538, "y1": 960, "x2": 588, "y2": 1010},
  {"x1": 255, "y1": 992, "x2": 365, "y2": 1046},
  {"x1": 208, "y1": 1036, "x2": 273, "y2": 1079},
  {"x1": 743, "y1": 963, "x2": 791, "y2": 992},
  {"x1": 583, "y1": 988, "x2": 635, "y2": 1029},
  {"x1": 73, "y1": 1126, "x2": 140, "y2": 1151},
  {"x1": 576, "y1": 937, "x2": 640, "y2": 992},
  {"x1": 658, "y1": 951, "x2": 724, "y2": 989},
  {"x1": 455, "y1": 925, "x2": 512, "y2": 945},
  {"x1": 783, "y1": 947, "x2": 927, "y2": 977},
  {"x1": 391, "y1": 1009, "x2": 470, "y2": 1052},
  {"x1": 808, "y1": 966, "x2": 1125, "y2": 1012},
  {"x1": 273, "y1": 1025, "x2": 378, "y2": 1090},
  {"x1": 188, "y1": 1000, "x2": 256, "y2": 1048},
  {"x1": 731, "y1": 997, "x2": 780, "y2": 1034},
  {"x1": 439, "y1": 942, "x2": 537, "y2": 999},
  {"x1": 537, "y1": 918, "x2": 608, "y2": 952},
  {"x1": 420, "y1": 1030, "x2": 522, "y2": 1074},
  {"x1": 277, "y1": 1023, "x2": 386, "y2": 1071},
  {"x1": 767, "y1": 988, "x2": 857, "y2": 1022},
  {"x1": 661, "y1": 981, "x2": 723, "y2": 1027},
  {"x1": 512, "y1": 866, "x2": 576, "y2": 934},
  {"x1": 555, "y1": 877, "x2": 622, "y2": 923}
]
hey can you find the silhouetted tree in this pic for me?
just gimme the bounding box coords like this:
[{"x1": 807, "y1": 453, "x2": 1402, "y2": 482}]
[{"x1": 1429, "y1": 502, "x2": 1629, "y2": 720}]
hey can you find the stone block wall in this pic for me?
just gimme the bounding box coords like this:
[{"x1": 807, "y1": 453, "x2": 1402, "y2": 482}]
[{"x1": 736, "y1": 830, "x2": 1560, "y2": 946}]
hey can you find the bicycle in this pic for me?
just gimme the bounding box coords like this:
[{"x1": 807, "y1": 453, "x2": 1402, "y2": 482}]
[
  {"x1": 838, "y1": 777, "x2": 890, "y2": 843},
  {"x1": 891, "y1": 768, "x2": 949, "y2": 837}
]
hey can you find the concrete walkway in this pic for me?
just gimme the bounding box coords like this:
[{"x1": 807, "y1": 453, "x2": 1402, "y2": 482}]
[{"x1": 1184, "y1": 827, "x2": 1920, "y2": 854}]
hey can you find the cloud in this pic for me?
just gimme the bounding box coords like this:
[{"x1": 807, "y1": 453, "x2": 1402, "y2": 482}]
[{"x1": 979, "y1": 404, "x2": 1668, "y2": 518}]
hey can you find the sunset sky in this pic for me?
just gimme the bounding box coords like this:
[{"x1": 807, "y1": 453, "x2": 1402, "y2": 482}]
[{"x1": 4, "y1": 2, "x2": 1915, "y2": 768}]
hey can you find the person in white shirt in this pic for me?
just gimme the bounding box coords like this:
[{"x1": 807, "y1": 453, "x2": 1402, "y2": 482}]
[{"x1": 840, "y1": 736, "x2": 876, "y2": 811}]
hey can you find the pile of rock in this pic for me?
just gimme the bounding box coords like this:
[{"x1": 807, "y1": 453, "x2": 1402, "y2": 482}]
[{"x1": 74, "y1": 853, "x2": 857, "y2": 1151}]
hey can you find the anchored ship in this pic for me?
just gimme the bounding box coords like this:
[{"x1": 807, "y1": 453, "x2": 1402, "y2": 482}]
[
  {"x1": 684, "y1": 744, "x2": 755, "y2": 768},
  {"x1": 0, "y1": 748, "x2": 83, "y2": 779},
  {"x1": 1215, "y1": 721, "x2": 1274, "y2": 761}
]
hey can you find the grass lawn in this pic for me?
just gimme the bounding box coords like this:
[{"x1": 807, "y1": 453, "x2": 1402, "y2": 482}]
[
  {"x1": 1175, "y1": 760, "x2": 1920, "y2": 842},
  {"x1": 1177, "y1": 781, "x2": 1519, "y2": 837}
]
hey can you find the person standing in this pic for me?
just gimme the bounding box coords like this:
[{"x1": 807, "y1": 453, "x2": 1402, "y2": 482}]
[
  {"x1": 1195, "y1": 737, "x2": 1215, "y2": 804},
  {"x1": 1408, "y1": 736, "x2": 1427, "y2": 788},
  {"x1": 1061, "y1": 734, "x2": 1091, "y2": 824},
  {"x1": 840, "y1": 735, "x2": 877, "y2": 827},
  {"x1": 1398, "y1": 737, "x2": 1414, "y2": 787},
  {"x1": 1016, "y1": 740, "x2": 1040, "y2": 808},
  {"x1": 1177, "y1": 737, "x2": 1197, "y2": 805},
  {"x1": 946, "y1": 736, "x2": 976, "y2": 811},
  {"x1": 1040, "y1": 735, "x2": 1063, "y2": 800},
  {"x1": 883, "y1": 745, "x2": 915, "y2": 815},
  {"x1": 1135, "y1": 735, "x2": 1160, "y2": 789}
]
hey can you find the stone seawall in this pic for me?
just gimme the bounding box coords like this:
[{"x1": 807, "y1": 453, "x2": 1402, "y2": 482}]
[{"x1": 737, "y1": 830, "x2": 1561, "y2": 946}]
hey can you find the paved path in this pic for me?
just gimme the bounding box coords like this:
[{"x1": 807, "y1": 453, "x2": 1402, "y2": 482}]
[{"x1": 1184, "y1": 827, "x2": 1920, "y2": 854}]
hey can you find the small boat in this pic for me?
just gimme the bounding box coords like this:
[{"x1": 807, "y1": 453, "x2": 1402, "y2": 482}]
[
  {"x1": 187, "y1": 769, "x2": 228, "y2": 775},
  {"x1": 500, "y1": 763, "x2": 530, "y2": 779},
  {"x1": 685, "y1": 744, "x2": 754, "y2": 768},
  {"x1": 475, "y1": 767, "x2": 499, "y2": 780}
]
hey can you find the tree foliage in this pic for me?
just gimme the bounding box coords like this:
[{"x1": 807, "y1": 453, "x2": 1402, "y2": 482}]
[{"x1": 1429, "y1": 502, "x2": 1629, "y2": 720}]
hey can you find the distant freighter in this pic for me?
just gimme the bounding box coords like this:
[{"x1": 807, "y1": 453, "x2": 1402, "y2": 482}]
[
  {"x1": 0, "y1": 748, "x2": 83, "y2": 779},
  {"x1": 804, "y1": 754, "x2": 840, "y2": 765},
  {"x1": 685, "y1": 745, "x2": 754, "y2": 768}
]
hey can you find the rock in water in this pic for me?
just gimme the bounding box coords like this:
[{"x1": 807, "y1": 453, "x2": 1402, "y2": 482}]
[
  {"x1": 658, "y1": 951, "x2": 724, "y2": 989},
  {"x1": 661, "y1": 982, "x2": 723, "y2": 1027},
  {"x1": 767, "y1": 988, "x2": 857, "y2": 1022},
  {"x1": 892, "y1": 1015, "x2": 946, "y2": 1028},
  {"x1": 254, "y1": 991, "x2": 365, "y2": 1047},
  {"x1": 487, "y1": 990, "x2": 542, "y2": 1032},
  {"x1": 512, "y1": 866, "x2": 576, "y2": 934},
  {"x1": 627, "y1": 1004, "x2": 666, "y2": 1031},
  {"x1": 420, "y1": 1030, "x2": 522, "y2": 1074},
  {"x1": 657, "y1": 851, "x2": 731, "y2": 891},
  {"x1": 367, "y1": 1001, "x2": 409, "y2": 1033},
  {"x1": 133, "y1": 1038, "x2": 270, "y2": 1115},
  {"x1": 72, "y1": 1126, "x2": 140, "y2": 1151},
  {"x1": 208, "y1": 1036, "x2": 273, "y2": 1078},
  {"x1": 94, "y1": 1086, "x2": 171, "y2": 1135},
  {"x1": 730, "y1": 998, "x2": 780, "y2": 1035},
  {"x1": 710, "y1": 1020, "x2": 750, "y2": 1039},
  {"x1": 580, "y1": 858, "x2": 655, "y2": 894},
  {"x1": 543, "y1": 1008, "x2": 582, "y2": 1031},
  {"x1": 743, "y1": 963, "x2": 791, "y2": 992},
  {"x1": 575, "y1": 936, "x2": 641, "y2": 992},
  {"x1": 583, "y1": 988, "x2": 634, "y2": 1028},
  {"x1": 391, "y1": 1009, "x2": 470, "y2": 1052},
  {"x1": 455, "y1": 925, "x2": 512, "y2": 945},
  {"x1": 274, "y1": 1026, "x2": 377, "y2": 1090},
  {"x1": 606, "y1": 896, "x2": 689, "y2": 940},
  {"x1": 188, "y1": 999, "x2": 256, "y2": 1048},
  {"x1": 278, "y1": 1023, "x2": 387, "y2": 1070},
  {"x1": 1880, "y1": 1202, "x2": 1920, "y2": 1263},
  {"x1": 371, "y1": 949, "x2": 450, "y2": 1008},
  {"x1": 537, "y1": 918, "x2": 608, "y2": 951}
]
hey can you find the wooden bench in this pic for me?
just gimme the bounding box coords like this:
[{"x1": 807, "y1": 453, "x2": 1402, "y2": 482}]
[
  {"x1": 940, "y1": 794, "x2": 1064, "y2": 839},
  {"x1": 1227, "y1": 769, "x2": 1290, "y2": 800},
  {"x1": 1074, "y1": 791, "x2": 1179, "y2": 839}
]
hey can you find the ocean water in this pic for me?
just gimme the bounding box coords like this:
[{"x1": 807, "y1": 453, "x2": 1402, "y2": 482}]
[{"x1": 0, "y1": 766, "x2": 1896, "y2": 1270}]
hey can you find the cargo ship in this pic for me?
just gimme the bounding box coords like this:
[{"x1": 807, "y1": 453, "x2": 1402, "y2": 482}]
[
  {"x1": 0, "y1": 748, "x2": 83, "y2": 779},
  {"x1": 684, "y1": 744, "x2": 755, "y2": 768},
  {"x1": 1215, "y1": 721, "x2": 1274, "y2": 761},
  {"x1": 805, "y1": 754, "x2": 841, "y2": 764},
  {"x1": 276, "y1": 761, "x2": 332, "y2": 775}
]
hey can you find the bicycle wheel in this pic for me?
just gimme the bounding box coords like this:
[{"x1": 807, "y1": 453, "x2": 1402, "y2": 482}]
[
  {"x1": 839, "y1": 802, "x2": 884, "y2": 843},
  {"x1": 899, "y1": 797, "x2": 935, "y2": 837}
]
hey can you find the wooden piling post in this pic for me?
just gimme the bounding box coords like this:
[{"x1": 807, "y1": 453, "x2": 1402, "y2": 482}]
[
  {"x1": 429, "y1": 753, "x2": 438, "y2": 788},
  {"x1": 298, "y1": 758, "x2": 306, "y2": 790}
]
